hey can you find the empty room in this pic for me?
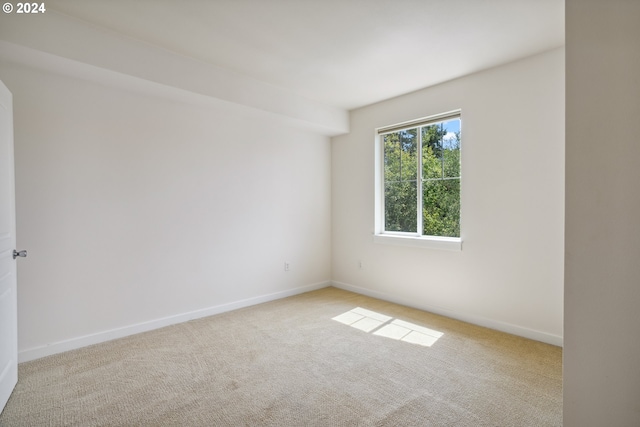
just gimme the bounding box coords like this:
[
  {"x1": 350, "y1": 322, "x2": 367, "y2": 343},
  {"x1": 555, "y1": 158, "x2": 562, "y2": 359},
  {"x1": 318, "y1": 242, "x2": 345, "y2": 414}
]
[{"x1": 1, "y1": 1, "x2": 639, "y2": 426}]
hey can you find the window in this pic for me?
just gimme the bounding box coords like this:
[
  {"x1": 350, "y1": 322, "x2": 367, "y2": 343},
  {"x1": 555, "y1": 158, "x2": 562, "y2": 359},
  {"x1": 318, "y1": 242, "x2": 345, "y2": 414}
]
[{"x1": 375, "y1": 111, "x2": 461, "y2": 250}]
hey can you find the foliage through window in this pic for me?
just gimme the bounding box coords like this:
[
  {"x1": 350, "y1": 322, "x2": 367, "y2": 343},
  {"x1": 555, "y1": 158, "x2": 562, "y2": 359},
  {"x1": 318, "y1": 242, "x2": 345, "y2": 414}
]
[{"x1": 380, "y1": 113, "x2": 461, "y2": 238}]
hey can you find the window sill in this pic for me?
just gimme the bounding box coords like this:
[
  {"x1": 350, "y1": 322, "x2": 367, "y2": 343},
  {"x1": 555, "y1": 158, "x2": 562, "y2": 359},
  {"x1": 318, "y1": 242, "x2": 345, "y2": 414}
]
[{"x1": 373, "y1": 233, "x2": 462, "y2": 251}]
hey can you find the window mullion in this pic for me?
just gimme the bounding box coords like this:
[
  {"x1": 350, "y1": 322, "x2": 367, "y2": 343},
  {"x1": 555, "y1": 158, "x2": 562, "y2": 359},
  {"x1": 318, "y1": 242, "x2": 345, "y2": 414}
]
[{"x1": 417, "y1": 127, "x2": 423, "y2": 236}]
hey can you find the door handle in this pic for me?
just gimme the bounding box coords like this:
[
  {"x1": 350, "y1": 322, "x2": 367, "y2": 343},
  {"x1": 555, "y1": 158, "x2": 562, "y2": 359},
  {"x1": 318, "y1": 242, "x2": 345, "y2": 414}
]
[{"x1": 13, "y1": 250, "x2": 27, "y2": 259}]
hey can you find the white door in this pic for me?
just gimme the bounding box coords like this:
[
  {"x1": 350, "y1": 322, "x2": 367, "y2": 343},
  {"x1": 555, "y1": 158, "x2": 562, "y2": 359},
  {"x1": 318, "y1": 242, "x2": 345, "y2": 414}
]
[{"x1": 0, "y1": 79, "x2": 18, "y2": 413}]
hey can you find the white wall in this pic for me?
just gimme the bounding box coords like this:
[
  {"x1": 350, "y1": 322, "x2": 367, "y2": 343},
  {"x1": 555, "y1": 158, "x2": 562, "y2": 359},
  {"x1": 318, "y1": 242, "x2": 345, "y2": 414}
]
[
  {"x1": 331, "y1": 48, "x2": 565, "y2": 345},
  {"x1": 0, "y1": 61, "x2": 332, "y2": 361},
  {"x1": 565, "y1": 1, "x2": 640, "y2": 425}
]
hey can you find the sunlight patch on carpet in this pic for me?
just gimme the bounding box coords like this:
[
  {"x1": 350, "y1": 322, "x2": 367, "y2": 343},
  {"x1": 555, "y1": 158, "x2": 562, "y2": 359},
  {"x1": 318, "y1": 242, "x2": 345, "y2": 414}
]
[{"x1": 332, "y1": 307, "x2": 443, "y2": 347}]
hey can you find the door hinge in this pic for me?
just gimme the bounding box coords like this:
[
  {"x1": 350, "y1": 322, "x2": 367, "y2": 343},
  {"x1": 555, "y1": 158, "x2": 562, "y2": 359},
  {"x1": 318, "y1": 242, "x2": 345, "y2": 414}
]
[{"x1": 13, "y1": 250, "x2": 27, "y2": 259}]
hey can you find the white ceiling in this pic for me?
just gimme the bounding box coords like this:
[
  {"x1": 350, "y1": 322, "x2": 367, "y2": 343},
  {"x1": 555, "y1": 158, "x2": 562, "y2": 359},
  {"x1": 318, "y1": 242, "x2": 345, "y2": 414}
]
[{"x1": 45, "y1": 0, "x2": 564, "y2": 111}]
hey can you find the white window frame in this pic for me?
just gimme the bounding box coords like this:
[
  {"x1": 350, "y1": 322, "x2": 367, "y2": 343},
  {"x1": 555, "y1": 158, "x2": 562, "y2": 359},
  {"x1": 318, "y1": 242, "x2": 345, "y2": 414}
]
[{"x1": 374, "y1": 110, "x2": 462, "y2": 251}]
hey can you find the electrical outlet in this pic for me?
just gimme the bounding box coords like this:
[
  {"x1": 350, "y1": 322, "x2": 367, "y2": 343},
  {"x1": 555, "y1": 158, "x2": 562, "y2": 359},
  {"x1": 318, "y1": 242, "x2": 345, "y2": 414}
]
[
  {"x1": 358, "y1": 260, "x2": 363, "y2": 270},
  {"x1": 284, "y1": 262, "x2": 290, "y2": 272}
]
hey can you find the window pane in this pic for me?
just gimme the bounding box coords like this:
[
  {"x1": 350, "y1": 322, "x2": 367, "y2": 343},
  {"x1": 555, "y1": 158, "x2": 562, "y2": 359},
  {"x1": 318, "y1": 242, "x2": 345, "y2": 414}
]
[
  {"x1": 399, "y1": 129, "x2": 417, "y2": 181},
  {"x1": 385, "y1": 181, "x2": 417, "y2": 232},
  {"x1": 422, "y1": 179, "x2": 460, "y2": 237},
  {"x1": 443, "y1": 146, "x2": 460, "y2": 178},
  {"x1": 384, "y1": 130, "x2": 417, "y2": 183},
  {"x1": 441, "y1": 119, "x2": 461, "y2": 178},
  {"x1": 422, "y1": 124, "x2": 443, "y2": 179},
  {"x1": 383, "y1": 133, "x2": 400, "y2": 182}
]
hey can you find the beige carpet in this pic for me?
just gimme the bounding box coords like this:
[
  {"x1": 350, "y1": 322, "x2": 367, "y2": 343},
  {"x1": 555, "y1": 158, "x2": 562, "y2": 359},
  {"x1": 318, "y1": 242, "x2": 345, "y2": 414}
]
[{"x1": 0, "y1": 287, "x2": 562, "y2": 426}]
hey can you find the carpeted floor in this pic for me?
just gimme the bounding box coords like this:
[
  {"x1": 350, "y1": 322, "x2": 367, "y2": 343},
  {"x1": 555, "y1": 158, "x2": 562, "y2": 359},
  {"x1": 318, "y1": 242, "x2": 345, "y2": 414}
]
[{"x1": 0, "y1": 287, "x2": 562, "y2": 426}]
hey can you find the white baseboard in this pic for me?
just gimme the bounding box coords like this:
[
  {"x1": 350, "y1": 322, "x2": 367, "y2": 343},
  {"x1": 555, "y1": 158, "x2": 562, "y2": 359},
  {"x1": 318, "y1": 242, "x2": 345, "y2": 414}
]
[
  {"x1": 18, "y1": 281, "x2": 331, "y2": 363},
  {"x1": 331, "y1": 280, "x2": 563, "y2": 347}
]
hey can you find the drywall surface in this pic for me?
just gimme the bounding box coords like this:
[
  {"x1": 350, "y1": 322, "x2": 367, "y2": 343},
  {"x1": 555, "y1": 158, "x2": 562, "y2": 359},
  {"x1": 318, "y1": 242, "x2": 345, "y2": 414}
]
[
  {"x1": 331, "y1": 48, "x2": 565, "y2": 345},
  {"x1": 565, "y1": 1, "x2": 640, "y2": 425},
  {"x1": 0, "y1": 11, "x2": 348, "y2": 135},
  {"x1": 0, "y1": 61, "x2": 331, "y2": 360}
]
